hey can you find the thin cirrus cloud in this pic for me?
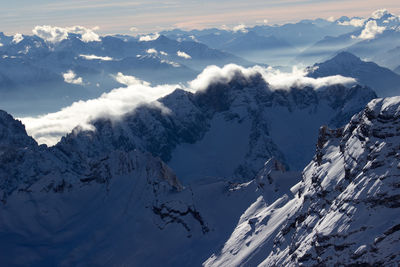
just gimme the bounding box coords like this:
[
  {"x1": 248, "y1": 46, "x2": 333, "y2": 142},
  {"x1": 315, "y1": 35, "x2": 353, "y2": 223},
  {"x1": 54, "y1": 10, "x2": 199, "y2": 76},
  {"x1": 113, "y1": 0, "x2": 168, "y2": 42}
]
[{"x1": 21, "y1": 65, "x2": 356, "y2": 146}]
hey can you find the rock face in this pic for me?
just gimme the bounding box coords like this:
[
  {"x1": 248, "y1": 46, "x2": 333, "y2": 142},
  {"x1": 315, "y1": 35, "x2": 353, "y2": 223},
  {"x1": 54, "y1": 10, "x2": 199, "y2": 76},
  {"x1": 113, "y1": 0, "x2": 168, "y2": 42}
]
[
  {"x1": 0, "y1": 109, "x2": 296, "y2": 266},
  {"x1": 1, "y1": 90, "x2": 395, "y2": 267},
  {"x1": 0, "y1": 110, "x2": 36, "y2": 149},
  {"x1": 205, "y1": 97, "x2": 400, "y2": 266},
  {"x1": 59, "y1": 71, "x2": 376, "y2": 182}
]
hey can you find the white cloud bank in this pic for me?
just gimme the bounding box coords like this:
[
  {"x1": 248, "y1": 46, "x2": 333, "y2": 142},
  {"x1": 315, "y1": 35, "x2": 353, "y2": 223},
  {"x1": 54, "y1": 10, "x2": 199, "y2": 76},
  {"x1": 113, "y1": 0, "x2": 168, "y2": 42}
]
[
  {"x1": 79, "y1": 54, "x2": 113, "y2": 61},
  {"x1": 371, "y1": 9, "x2": 388, "y2": 20},
  {"x1": 32, "y1": 25, "x2": 101, "y2": 43},
  {"x1": 22, "y1": 79, "x2": 178, "y2": 145},
  {"x1": 63, "y1": 70, "x2": 84, "y2": 85},
  {"x1": 114, "y1": 72, "x2": 150, "y2": 86},
  {"x1": 22, "y1": 65, "x2": 356, "y2": 146},
  {"x1": 146, "y1": 48, "x2": 158, "y2": 54},
  {"x1": 232, "y1": 24, "x2": 248, "y2": 33},
  {"x1": 139, "y1": 33, "x2": 160, "y2": 42},
  {"x1": 177, "y1": 51, "x2": 191, "y2": 59},
  {"x1": 338, "y1": 18, "x2": 366, "y2": 27},
  {"x1": 189, "y1": 64, "x2": 356, "y2": 91},
  {"x1": 353, "y1": 20, "x2": 385, "y2": 40}
]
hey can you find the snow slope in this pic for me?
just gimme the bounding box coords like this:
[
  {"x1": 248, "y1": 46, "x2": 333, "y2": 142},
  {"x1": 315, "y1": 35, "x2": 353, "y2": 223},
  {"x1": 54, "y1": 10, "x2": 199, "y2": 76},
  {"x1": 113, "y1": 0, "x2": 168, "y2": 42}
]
[
  {"x1": 0, "y1": 109, "x2": 301, "y2": 266},
  {"x1": 205, "y1": 96, "x2": 400, "y2": 266}
]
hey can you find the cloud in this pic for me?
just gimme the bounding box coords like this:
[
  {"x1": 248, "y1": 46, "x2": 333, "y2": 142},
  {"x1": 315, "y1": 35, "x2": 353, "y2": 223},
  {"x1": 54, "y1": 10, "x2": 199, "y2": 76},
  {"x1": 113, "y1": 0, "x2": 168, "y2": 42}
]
[
  {"x1": 21, "y1": 64, "x2": 357, "y2": 146},
  {"x1": 371, "y1": 9, "x2": 388, "y2": 19},
  {"x1": 63, "y1": 70, "x2": 84, "y2": 85},
  {"x1": 114, "y1": 72, "x2": 150, "y2": 86},
  {"x1": 327, "y1": 16, "x2": 335, "y2": 22},
  {"x1": 146, "y1": 48, "x2": 158, "y2": 54},
  {"x1": 129, "y1": 26, "x2": 139, "y2": 32},
  {"x1": 353, "y1": 20, "x2": 385, "y2": 40},
  {"x1": 338, "y1": 18, "x2": 366, "y2": 27},
  {"x1": 189, "y1": 64, "x2": 356, "y2": 92},
  {"x1": 139, "y1": 33, "x2": 160, "y2": 42},
  {"x1": 12, "y1": 33, "x2": 23, "y2": 44},
  {"x1": 177, "y1": 50, "x2": 191, "y2": 59},
  {"x1": 32, "y1": 25, "x2": 100, "y2": 43},
  {"x1": 160, "y1": 51, "x2": 168, "y2": 56},
  {"x1": 21, "y1": 79, "x2": 179, "y2": 146},
  {"x1": 32, "y1": 25, "x2": 68, "y2": 43},
  {"x1": 260, "y1": 66, "x2": 356, "y2": 90},
  {"x1": 220, "y1": 25, "x2": 230, "y2": 31},
  {"x1": 232, "y1": 24, "x2": 248, "y2": 33},
  {"x1": 0, "y1": 43, "x2": 3, "y2": 47},
  {"x1": 161, "y1": 60, "x2": 180, "y2": 67},
  {"x1": 79, "y1": 54, "x2": 113, "y2": 61}
]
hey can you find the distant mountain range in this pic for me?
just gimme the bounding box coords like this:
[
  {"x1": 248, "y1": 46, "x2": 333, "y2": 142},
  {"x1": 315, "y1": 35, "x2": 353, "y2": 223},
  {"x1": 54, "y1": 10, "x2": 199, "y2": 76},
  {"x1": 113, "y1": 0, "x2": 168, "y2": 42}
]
[
  {"x1": 0, "y1": 33, "x2": 253, "y2": 115},
  {"x1": 296, "y1": 11, "x2": 400, "y2": 68},
  {"x1": 308, "y1": 52, "x2": 400, "y2": 97}
]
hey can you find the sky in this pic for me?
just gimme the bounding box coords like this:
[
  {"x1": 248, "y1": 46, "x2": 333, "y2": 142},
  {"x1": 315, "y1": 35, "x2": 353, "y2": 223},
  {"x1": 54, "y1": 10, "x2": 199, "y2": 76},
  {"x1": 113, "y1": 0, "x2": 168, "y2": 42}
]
[{"x1": 1, "y1": 0, "x2": 400, "y2": 35}]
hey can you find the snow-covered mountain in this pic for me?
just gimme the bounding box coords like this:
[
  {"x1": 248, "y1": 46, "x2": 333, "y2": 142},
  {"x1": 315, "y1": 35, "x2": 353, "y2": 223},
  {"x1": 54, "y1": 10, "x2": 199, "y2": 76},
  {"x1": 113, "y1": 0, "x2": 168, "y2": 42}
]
[
  {"x1": 55, "y1": 66, "x2": 375, "y2": 181},
  {"x1": 205, "y1": 96, "x2": 400, "y2": 266},
  {"x1": 308, "y1": 51, "x2": 400, "y2": 97},
  {"x1": 1, "y1": 93, "x2": 398, "y2": 266},
  {"x1": 0, "y1": 108, "x2": 299, "y2": 266}
]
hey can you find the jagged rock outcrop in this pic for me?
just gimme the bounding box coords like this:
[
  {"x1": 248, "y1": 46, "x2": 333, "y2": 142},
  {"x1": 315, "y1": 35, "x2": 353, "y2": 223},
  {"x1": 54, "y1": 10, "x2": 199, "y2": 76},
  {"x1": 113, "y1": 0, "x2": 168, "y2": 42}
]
[
  {"x1": 205, "y1": 96, "x2": 400, "y2": 266},
  {"x1": 0, "y1": 110, "x2": 294, "y2": 266}
]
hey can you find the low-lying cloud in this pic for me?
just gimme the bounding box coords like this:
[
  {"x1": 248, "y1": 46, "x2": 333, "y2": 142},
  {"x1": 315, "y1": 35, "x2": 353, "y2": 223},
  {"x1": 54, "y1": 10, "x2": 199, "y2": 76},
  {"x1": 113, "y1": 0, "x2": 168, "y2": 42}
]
[
  {"x1": 33, "y1": 25, "x2": 101, "y2": 43},
  {"x1": 177, "y1": 50, "x2": 191, "y2": 59},
  {"x1": 139, "y1": 33, "x2": 160, "y2": 42},
  {"x1": 21, "y1": 78, "x2": 179, "y2": 146},
  {"x1": 232, "y1": 24, "x2": 248, "y2": 33},
  {"x1": 63, "y1": 70, "x2": 84, "y2": 85},
  {"x1": 146, "y1": 48, "x2": 158, "y2": 54},
  {"x1": 189, "y1": 64, "x2": 356, "y2": 91},
  {"x1": 22, "y1": 65, "x2": 357, "y2": 146},
  {"x1": 338, "y1": 18, "x2": 366, "y2": 27},
  {"x1": 354, "y1": 20, "x2": 385, "y2": 40},
  {"x1": 371, "y1": 9, "x2": 388, "y2": 20},
  {"x1": 12, "y1": 33, "x2": 23, "y2": 44},
  {"x1": 114, "y1": 72, "x2": 150, "y2": 86},
  {"x1": 80, "y1": 54, "x2": 114, "y2": 61}
]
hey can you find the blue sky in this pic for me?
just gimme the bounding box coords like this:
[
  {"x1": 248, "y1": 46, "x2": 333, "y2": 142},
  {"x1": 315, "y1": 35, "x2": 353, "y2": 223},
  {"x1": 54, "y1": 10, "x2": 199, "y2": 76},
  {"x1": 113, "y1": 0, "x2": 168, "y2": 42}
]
[{"x1": 1, "y1": 0, "x2": 399, "y2": 35}]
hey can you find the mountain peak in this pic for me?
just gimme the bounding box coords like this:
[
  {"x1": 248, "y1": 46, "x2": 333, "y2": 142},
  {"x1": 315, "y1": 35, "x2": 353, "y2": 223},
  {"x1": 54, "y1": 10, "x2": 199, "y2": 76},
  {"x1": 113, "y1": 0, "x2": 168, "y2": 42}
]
[
  {"x1": 308, "y1": 51, "x2": 400, "y2": 97},
  {"x1": 0, "y1": 110, "x2": 37, "y2": 149},
  {"x1": 331, "y1": 51, "x2": 362, "y2": 63}
]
